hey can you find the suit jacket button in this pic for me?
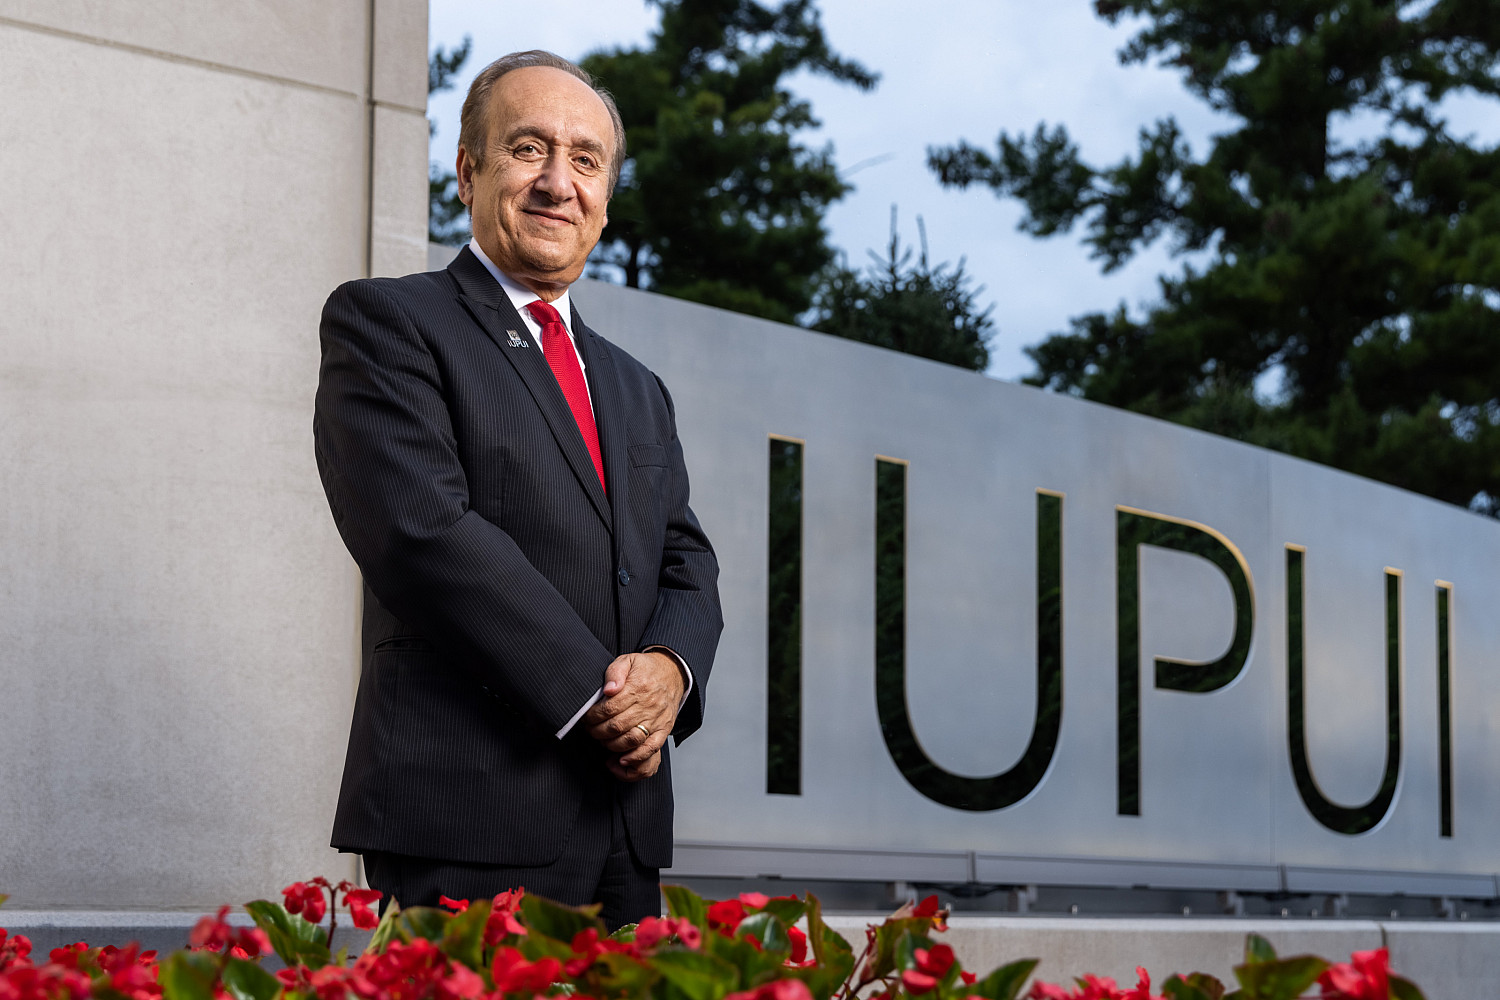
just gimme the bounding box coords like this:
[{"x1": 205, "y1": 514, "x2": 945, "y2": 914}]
[{"x1": 617, "y1": 567, "x2": 631, "y2": 586}]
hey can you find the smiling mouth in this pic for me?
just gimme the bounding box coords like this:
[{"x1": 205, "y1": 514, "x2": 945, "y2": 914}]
[{"x1": 524, "y1": 209, "x2": 573, "y2": 226}]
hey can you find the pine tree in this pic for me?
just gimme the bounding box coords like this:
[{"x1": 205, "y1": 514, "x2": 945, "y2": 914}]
[
  {"x1": 929, "y1": 0, "x2": 1500, "y2": 513},
  {"x1": 428, "y1": 36, "x2": 471, "y2": 247},
  {"x1": 582, "y1": 0, "x2": 878, "y2": 324},
  {"x1": 813, "y1": 209, "x2": 993, "y2": 371}
]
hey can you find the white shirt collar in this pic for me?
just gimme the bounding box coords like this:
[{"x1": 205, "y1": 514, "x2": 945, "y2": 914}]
[{"x1": 467, "y1": 237, "x2": 574, "y2": 337}]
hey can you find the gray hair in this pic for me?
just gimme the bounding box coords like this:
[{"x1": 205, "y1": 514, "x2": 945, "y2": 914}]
[{"x1": 458, "y1": 50, "x2": 626, "y2": 196}]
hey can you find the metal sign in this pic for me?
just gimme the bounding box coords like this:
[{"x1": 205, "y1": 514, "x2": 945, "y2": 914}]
[{"x1": 580, "y1": 280, "x2": 1500, "y2": 899}]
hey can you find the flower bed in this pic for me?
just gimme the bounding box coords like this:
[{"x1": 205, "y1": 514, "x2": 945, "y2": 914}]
[{"x1": 0, "y1": 880, "x2": 1426, "y2": 1000}]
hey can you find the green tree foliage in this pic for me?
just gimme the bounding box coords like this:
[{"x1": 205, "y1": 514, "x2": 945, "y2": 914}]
[
  {"x1": 582, "y1": 0, "x2": 878, "y2": 324},
  {"x1": 429, "y1": 36, "x2": 471, "y2": 247},
  {"x1": 928, "y1": 0, "x2": 1500, "y2": 513},
  {"x1": 813, "y1": 210, "x2": 994, "y2": 370}
]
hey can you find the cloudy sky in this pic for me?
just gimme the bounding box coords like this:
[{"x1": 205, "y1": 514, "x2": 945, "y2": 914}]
[{"x1": 426, "y1": 0, "x2": 1491, "y2": 380}]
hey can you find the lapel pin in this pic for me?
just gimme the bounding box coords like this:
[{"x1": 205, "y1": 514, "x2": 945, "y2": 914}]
[{"x1": 505, "y1": 329, "x2": 528, "y2": 348}]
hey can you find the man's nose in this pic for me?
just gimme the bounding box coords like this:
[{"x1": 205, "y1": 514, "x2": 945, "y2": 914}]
[{"x1": 532, "y1": 152, "x2": 574, "y2": 201}]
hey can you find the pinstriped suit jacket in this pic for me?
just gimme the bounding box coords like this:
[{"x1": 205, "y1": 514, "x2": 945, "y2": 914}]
[{"x1": 313, "y1": 247, "x2": 722, "y2": 869}]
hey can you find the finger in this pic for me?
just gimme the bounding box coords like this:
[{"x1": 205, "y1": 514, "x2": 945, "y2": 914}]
[
  {"x1": 616, "y1": 728, "x2": 667, "y2": 766},
  {"x1": 597, "y1": 718, "x2": 658, "y2": 754},
  {"x1": 605, "y1": 758, "x2": 645, "y2": 782},
  {"x1": 608, "y1": 751, "x2": 661, "y2": 782},
  {"x1": 587, "y1": 706, "x2": 646, "y2": 745},
  {"x1": 606, "y1": 748, "x2": 660, "y2": 781},
  {"x1": 601, "y1": 655, "x2": 634, "y2": 697}
]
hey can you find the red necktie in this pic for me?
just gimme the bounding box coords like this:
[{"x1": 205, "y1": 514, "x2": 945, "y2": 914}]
[{"x1": 525, "y1": 299, "x2": 606, "y2": 493}]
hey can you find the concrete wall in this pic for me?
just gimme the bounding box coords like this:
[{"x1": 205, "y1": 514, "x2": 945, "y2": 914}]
[{"x1": 0, "y1": 0, "x2": 427, "y2": 907}]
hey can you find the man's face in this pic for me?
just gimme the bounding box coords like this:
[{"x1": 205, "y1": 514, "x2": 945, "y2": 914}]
[{"x1": 458, "y1": 66, "x2": 614, "y2": 299}]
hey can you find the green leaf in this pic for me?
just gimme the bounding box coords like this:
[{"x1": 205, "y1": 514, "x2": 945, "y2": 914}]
[
  {"x1": 866, "y1": 920, "x2": 904, "y2": 980},
  {"x1": 518, "y1": 929, "x2": 577, "y2": 964},
  {"x1": 1389, "y1": 974, "x2": 1428, "y2": 1000},
  {"x1": 244, "y1": 899, "x2": 331, "y2": 969},
  {"x1": 440, "y1": 899, "x2": 491, "y2": 968},
  {"x1": 893, "y1": 929, "x2": 931, "y2": 971},
  {"x1": 1181, "y1": 972, "x2": 1226, "y2": 1000},
  {"x1": 365, "y1": 897, "x2": 402, "y2": 954},
  {"x1": 662, "y1": 885, "x2": 709, "y2": 929},
  {"x1": 760, "y1": 897, "x2": 807, "y2": 928},
  {"x1": 586, "y1": 950, "x2": 658, "y2": 995},
  {"x1": 801, "y1": 894, "x2": 853, "y2": 1000},
  {"x1": 968, "y1": 959, "x2": 1039, "y2": 1000},
  {"x1": 702, "y1": 930, "x2": 784, "y2": 982},
  {"x1": 159, "y1": 952, "x2": 221, "y2": 1000},
  {"x1": 1244, "y1": 935, "x2": 1277, "y2": 965},
  {"x1": 519, "y1": 893, "x2": 605, "y2": 945},
  {"x1": 1232, "y1": 955, "x2": 1328, "y2": 1000},
  {"x1": 1162, "y1": 972, "x2": 1226, "y2": 1000},
  {"x1": 397, "y1": 906, "x2": 451, "y2": 943},
  {"x1": 0, "y1": 894, "x2": 9, "y2": 909},
  {"x1": 736, "y1": 912, "x2": 790, "y2": 953},
  {"x1": 221, "y1": 958, "x2": 282, "y2": 1000},
  {"x1": 652, "y1": 949, "x2": 738, "y2": 1000}
]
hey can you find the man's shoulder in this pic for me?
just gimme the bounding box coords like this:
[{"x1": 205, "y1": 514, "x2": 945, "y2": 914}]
[{"x1": 329, "y1": 266, "x2": 456, "y2": 307}]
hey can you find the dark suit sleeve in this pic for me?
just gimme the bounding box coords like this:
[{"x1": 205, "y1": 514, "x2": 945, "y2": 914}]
[
  {"x1": 639, "y1": 375, "x2": 722, "y2": 742},
  {"x1": 314, "y1": 279, "x2": 609, "y2": 734}
]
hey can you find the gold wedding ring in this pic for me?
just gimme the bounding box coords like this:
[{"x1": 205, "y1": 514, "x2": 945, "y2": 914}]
[{"x1": 635, "y1": 723, "x2": 652, "y2": 740}]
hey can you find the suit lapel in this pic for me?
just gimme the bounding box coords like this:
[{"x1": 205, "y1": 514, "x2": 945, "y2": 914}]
[{"x1": 448, "y1": 247, "x2": 611, "y2": 527}]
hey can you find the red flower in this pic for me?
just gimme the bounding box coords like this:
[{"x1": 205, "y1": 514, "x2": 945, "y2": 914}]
[
  {"x1": 491, "y1": 947, "x2": 562, "y2": 993},
  {"x1": 1026, "y1": 983, "x2": 1073, "y2": 1000},
  {"x1": 1318, "y1": 948, "x2": 1390, "y2": 1000},
  {"x1": 0, "y1": 929, "x2": 33, "y2": 970},
  {"x1": 634, "y1": 917, "x2": 701, "y2": 952},
  {"x1": 44, "y1": 946, "x2": 86, "y2": 970},
  {"x1": 902, "y1": 943, "x2": 958, "y2": 992},
  {"x1": 1123, "y1": 966, "x2": 1165, "y2": 1000},
  {"x1": 189, "y1": 907, "x2": 235, "y2": 952},
  {"x1": 960, "y1": 971, "x2": 977, "y2": 985},
  {"x1": 909, "y1": 895, "x2": 949, "y2": 932},
  {"x1": 282, "y1": 882, "x2": 328, "y2": 925},
  {"x1": 739, "y1": 892, "x2": 770, "y2": 909},
  {"x1": 785, "y1": 925, "x2": 810, "y2": 966},
  {"x1": 706, "y1": 899, "x2": 746, "y2": 934},
  {"x1": 724, "y1": 981, "x2": 814, "y2": 1000},
  {"x1": 309, "y1": 964, "x2": 356, "y2": 1000},
  {"x1": 564, "y1": 928, "x2": 637, "y2": 975},
  {"x1": 483, "y1": 889, "x2": 526, "y2": 944},
  {"x1": 240, "y1": 928, "x2": 271, "y2": 959},
  {"x1": 344, "y1": 888, "x2": 383, "y2": 930},
  {"x1": 1075, "y1": 974, "x2": 1125, "y2": 1000},
  {"x1": 436, "y1": 964, "x2": 484, "y2": 1000}
]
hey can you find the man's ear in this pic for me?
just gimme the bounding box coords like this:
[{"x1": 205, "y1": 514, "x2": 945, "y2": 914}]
[{"x1": 455, "y1": 147, "x2": 475, "y2": 207}]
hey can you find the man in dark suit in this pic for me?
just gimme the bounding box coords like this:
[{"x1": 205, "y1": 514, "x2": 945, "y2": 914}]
[{"x1": 313, "y1": 50, "x2": 722, "y2": 929}]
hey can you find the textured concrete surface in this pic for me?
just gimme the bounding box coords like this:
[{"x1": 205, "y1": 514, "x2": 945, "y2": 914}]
[
  {"x1": 0, "y1": 2, "x2": 424, "y2": 908},
  {"x1": 0, "y1": 0, "x2": 370, "y2": 96},
  {"x1": 370, "y1": 102, "x2": 432, "y2": 279}
]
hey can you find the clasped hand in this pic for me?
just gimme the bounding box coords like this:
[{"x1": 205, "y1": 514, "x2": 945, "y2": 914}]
[{"x1": 583, "y1": 650, "x2": 684, "y2": 782}]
